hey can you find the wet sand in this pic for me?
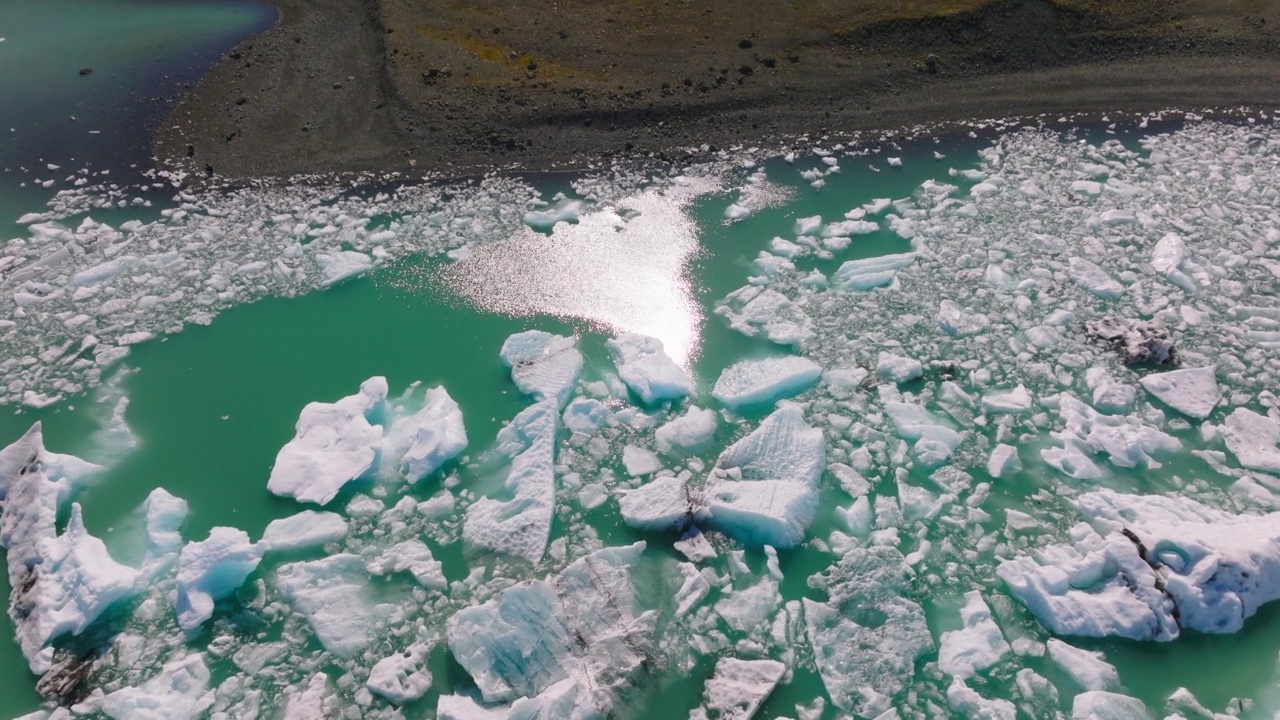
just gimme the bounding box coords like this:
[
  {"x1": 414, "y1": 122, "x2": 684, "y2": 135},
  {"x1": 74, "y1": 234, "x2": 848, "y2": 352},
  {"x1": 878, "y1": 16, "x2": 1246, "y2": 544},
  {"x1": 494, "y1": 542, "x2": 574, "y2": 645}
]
[{"x1": 154, "y1": 0, "x2": 1280, "y2": 181}]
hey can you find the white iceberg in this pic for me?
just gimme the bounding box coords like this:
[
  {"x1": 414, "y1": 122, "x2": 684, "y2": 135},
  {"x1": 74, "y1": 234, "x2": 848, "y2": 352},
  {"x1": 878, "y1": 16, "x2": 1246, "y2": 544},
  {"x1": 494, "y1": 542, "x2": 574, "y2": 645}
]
[
  {"x1": 832, "y1": 252, "x2": 915, "y2": 291},
  {"x1": 711, "y1": 356, "x2": 822, "y2": 408},
  {"x1": 689, "y1": 657, "x2": 785, "y2": 720},
  {"x1": 617, "y1": 476, "x2": 695, "y2": 533},
  {"x1": 1221, "y1": 408, "x2": 1280, "y2": 474},
  {"x1": 366, "y1": 540, "x2": 446, "y2": 590},
  {"x1": 937, "y1": 592, "x2": 1010, "y2": 679},
  {"x1": 260, "y1": 510, "x2": 348, "y2": 552},
  {"x1": 277, "y1": 553, "x2": 373, "y2": 658},
  {"x1": 1139, "y1": 366, "x2": 1220, "y2": 420},
  {"x1": 703, "y1": 405, "x2": 825, "y2": 548},
  {"x1": 367, "y1": 640, "x2": 434, "y2": 705},
  {"x1": 101, "y1": 654, "x2": 213, "y2": 720},
  {"x1": 383, "y1": 386, "x2": 468, "y2": 482},
  {"x1": 607, "y1": 333, "x2": 694, "y2": 405},
  {"x1": 654, "y1": 406, "x2": 717, "y2": 456},
  {"x1": 267, "y1": 377, "x2": 388, "y2": 506},
  {"x1": 463, "y1": 400, "x2": 558, "y2": 563},
  {"x1": 716, "y1": 285, "x2": 813, "y2": 349},
  {"x1": 876, "y1": 352, "x2": 923, "y2": 384},
  {"x1": 500, "y1": 330, "x2": 583, "y2": 407}
]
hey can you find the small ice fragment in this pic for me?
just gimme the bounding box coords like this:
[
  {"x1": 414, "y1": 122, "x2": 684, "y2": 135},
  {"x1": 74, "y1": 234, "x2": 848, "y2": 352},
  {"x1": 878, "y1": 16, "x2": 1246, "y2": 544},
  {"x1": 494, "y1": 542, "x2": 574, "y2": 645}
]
[
  {"x1": 986, "y1": 444, "x2": 1021, "y2": 478},
  {"x1": 618, "y1": 476, "x2": 694, "y2": 532},
  {"x1": 175, "y1": 527, "x2": 263, "y2": 632},
  {"x1": 500, "y1": 330, "x2": 583, "y2": 407},
  {"x1": 690, "y1": 657, "x2": 786, "y2": 720},
  {"x1": 655, "y1": 406, "x2": 717, "y2": 456},
  {"x1": 982, "y1": 385, "x2": 1032, "y2": 415},
  {"x1": 937, "y1": 592, "x2": 1010, "y2": 678},
  {"x1": 876, "y1": 352, "x2": 923, "y2": 384},
  {"x1": 367, "y1": 641, "x2": 434, "y2": 704},
  {"x1": 1046, "y1": 638, "x2": 1119, "y2": 691}
]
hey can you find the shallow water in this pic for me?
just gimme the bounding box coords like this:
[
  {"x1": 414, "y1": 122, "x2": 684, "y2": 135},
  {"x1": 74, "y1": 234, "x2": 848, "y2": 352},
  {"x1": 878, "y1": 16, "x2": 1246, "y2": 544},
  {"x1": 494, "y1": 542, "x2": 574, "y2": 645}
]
[{"x1": 4, "y1": 5, "x2": 1280, "y2": 720}]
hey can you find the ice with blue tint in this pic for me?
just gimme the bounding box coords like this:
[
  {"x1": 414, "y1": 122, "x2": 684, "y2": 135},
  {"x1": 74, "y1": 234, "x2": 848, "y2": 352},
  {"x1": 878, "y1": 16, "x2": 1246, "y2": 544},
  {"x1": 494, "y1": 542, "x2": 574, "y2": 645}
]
[
  {"x1": 444, "y1": 543, "x2": 654, "y2": 718},
  {"x1": 832, "y1": 252, "x2": 915, "y2": 291},
  {"x1": 175, "y1": 527, "x2": 263, "y2": 632},
  {"x1": 267, "y1": 377, "x2": 388, "y2": 506},
  {"x1": 711, "y1": 356, "x2": 822, "y2": 408},
  {"x1": 607, "y1": 333, "x2": 695, "y2": 405}
]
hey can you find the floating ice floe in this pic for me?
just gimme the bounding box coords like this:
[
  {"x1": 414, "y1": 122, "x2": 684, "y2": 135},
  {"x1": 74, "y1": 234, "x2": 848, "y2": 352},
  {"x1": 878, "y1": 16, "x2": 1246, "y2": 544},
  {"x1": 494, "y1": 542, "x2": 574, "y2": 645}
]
[
  {"x1": 1138, "y1": 366, "x2": 1220, "y2": 420},
  {"x1": 703, "y1": 404, "x2": 826, "y2": 548},
  {"x1": 876, "y1": 352, "x2": 923, "y2": 384},
  {"x1": 655, "y1": 406, "x2": 717, "y2": 456},
  {"x1": 1221, "y1": 408, "x2": 1280, "y2": 474},
  {"x1": 443, "y1": 543, "x2": 655, "y2": 718},
  {"x1": 805, "y1": 547, "x2": 933, "y2": 716},
  {"x1": 383, "y1": 386, "x2": 468, "y2": 482},
  {"x1": 499, "y1": 330, "x2": 583, "y2": 407},
  {"x1": 101, "y1": 653, "x2": 213, "y2": 720},
  {"x1": 607, "y1": 333, "x2": 694, "y2": 405},
  {"x1": 1000, "y1": 489, "x2": 1280, "y2": 640},
  {"x1": 367, "y1": 640, "x2": 435, "y2": 704},
  {"x1": 277, "y1": 554, "x2": 373, "y2": 657},
  {"x1": 1040, "y1": 395, "x2": 1180, "y2": 480},
  {"x1": 832, "y1": 252, "x2": 915, "y2": 291},
  {"x1": 937, "y1": 592, "x2": 1010, "y2": 679},
  {"x1": 260, "y1": 510, "x2": 348, "y2": 552},
  {"x1": 267, "y1": 377, "x2": 387, "y2": 505},
  {"x1": 711, "y1": 355, "x2": 822, "y2": 408},
  {"x1": 689, "y1": 657, "x2": 786, "y2": 720}
]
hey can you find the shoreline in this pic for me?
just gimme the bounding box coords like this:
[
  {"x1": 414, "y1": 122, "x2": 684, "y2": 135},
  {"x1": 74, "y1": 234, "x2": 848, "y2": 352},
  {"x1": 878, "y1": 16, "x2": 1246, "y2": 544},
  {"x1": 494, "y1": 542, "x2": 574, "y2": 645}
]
[{"x1": 154, "y1": 0, "x2": 1280, "y2": 182}]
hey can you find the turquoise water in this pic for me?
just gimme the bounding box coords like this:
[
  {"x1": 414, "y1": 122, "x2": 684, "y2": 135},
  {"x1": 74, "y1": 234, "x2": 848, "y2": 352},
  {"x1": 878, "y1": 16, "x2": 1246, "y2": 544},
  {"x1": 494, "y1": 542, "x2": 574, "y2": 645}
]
[{"x1": 4, "y1": 4, "x2": 1280, "y2": 720}]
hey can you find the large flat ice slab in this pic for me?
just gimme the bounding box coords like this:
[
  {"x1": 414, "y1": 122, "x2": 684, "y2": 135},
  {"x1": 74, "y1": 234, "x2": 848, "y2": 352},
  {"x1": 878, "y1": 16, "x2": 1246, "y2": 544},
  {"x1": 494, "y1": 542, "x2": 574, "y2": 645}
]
[
  {"x1": 445, "y1": 543, "x2": 655, "y2": 718},
  {"x1": 711, "y1": 356, "x2": 822, "y2": 408},
  {"x1": 101, "y1": 654, "x2": 213, "y2": 720},
  {"x1": 704, "y1": 405, "x2": 826, "y2": 547},
  {"x1": 1222, "y1": 408, "x2": 1280, "y2": 474},
  {"x1": 277, "y1": 554, "x2": 373, "y2": 657},
  {"x1": 689, "y1": 657, "x2": 785, "y2": 720},
  {"x1": 267, "y1": 377, "x2": 388, "y2": 506},
  {"x1": 499, "y1": 330, "x2": 583, "y2": 407},
  {"x1": 463, "y1": 400, "x2": 558, "y2": 563},
  {"x1": 1139, "y1": 366, "x2": 1220, "y2": 420}
]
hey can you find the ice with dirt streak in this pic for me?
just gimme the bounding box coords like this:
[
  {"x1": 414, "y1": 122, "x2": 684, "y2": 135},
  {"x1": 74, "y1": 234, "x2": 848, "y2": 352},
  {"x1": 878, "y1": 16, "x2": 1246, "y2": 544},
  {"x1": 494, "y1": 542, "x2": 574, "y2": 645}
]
[
  {"x1": 1000, "y1": 489, "x2": 1280, "y2": 640},
  {"x1": 703, "y1": 405, "x2": 825, "y2": 547},
  {"x1": 382, "y1": 386, "x2": 468, "y2": 482},
  {"x1": 608, "y1": 332, "x2": 694, "y2": 404},
  {"x1": 175, "y1": 527, "x2": 263, "y2": 632},
  {"x1": 267, "y1": 377, "x2": 388, "y2": 506},
  {"x1": 711, "y1": 356, "x2": 822, "y2": 408},
  {"x1": 443, "y1": 543, "x2": 655, "y2": 718}
]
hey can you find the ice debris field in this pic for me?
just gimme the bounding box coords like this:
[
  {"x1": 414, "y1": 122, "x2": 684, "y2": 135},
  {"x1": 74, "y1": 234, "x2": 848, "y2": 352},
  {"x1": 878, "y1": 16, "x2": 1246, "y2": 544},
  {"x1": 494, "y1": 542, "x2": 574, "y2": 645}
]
[{"x1": 5, "y1": 119, "x2": 1280, "y2": 719}]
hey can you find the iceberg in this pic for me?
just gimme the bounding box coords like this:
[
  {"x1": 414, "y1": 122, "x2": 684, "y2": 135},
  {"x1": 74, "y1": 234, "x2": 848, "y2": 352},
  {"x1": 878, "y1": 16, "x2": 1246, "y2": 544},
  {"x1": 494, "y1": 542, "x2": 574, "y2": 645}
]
[
  {"x1": 1046, "y1": 638, "x2": 1119, "y2": 691},
  {"x1": 832, "y1": 252, "x2": 915, "y2": 291},
  {"x1": 805, "y1": 547, "x2": 934, "y2": 716},
  {"x1": 937, "y1": 592, "x2": 1010, "y2": 679},
  {"x1": 607, "y1": 333, "x2": 694, "y2": 404},
  {"x1": 711, "y1": 356, "x2": 822, "y2": 408},
  {"x1": 260, "y1": 510, "x2": 348, "y2": 552},
  {"x1": 383, "y1": 386, "x2": 468, "y2": 482},
  {"x1": 1138, "y1": 366, "x2": 1220, "y2": 420},
  {"x1": 1071, "y1": 691, "x2": 1149, "y2": 720},
  {"x1": 562, "y1": 397, "x2": 610, "y2": 435},
  {"x1": 101, "y1": 654, "x2": 213, "y2": 720},
  {"x1": 875, "y1": 352, "x2": 922, "y2": 384},
  {"x1": 703, "y1": 405, "x2": 825, "y2": 547},
  {"x1": 938, "y1": 299, "x2": 990, "y2": 337},
  {"x1": 689, "y1": 658, "x2": 785, "y2": 720},
  {"x1": 1222, "y1": 408, "x2": 1280, "y2": 474},
  {"x1": 141, "y1": 488, "x2": 188, "y2": 568},
  {"x1": 366, "y1": 539, "x2": 446, "y2": 590},
  {"x1": 445, "y1": 543, "x2": 655, "y2": 717},
  {"x1": 1000, "y1": 489, "x2": 1280, "y2": 640},
  {"x1": 654, "y1": 406, "x2": 717, "y2": 456},
  {"x1": 618, "y1": 476, "x2": 696, "y2": 533},
  {"x1": 315, "y1": 251, "x2": 373, "y2": 286},
  {"x1": 463, "y1": 400, "x2": 558, "y2": 563},
  {"x1": 277, "y1": 554, "x2": 373, "y2": 657},
  {"x1": 1041, "y1": 395, "x2": 1180, "y2": 479},
  {"x1": 499, "y1": 330, "x2": 583, "y2": 407},
  {"x1": 1068, "y1": 257, "x2": 1125, "y2": 300},
  {"x1": 175, "y1": 527, "x2": 263, "y2": 632},
  {"x1": 267, "y1": 377, "x2": 388, "y2": 506},
  {"x1": 367, "y1": 640, "x2": 434, "y2": 705}
]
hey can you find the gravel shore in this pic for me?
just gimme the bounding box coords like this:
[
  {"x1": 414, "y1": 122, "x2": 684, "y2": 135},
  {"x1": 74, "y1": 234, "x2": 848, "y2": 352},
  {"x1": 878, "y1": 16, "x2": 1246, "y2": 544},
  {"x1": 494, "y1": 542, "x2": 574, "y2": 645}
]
[{"x1": 154, "y1": 0, "x2": 1280, "y2": 181}]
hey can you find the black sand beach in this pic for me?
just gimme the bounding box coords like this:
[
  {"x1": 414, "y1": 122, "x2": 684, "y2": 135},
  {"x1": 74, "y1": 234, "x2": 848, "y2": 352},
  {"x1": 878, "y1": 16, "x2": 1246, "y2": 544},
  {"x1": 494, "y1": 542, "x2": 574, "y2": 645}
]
[{"x1": 154, "y1": 0, "x2": 1280, "y2": 180}]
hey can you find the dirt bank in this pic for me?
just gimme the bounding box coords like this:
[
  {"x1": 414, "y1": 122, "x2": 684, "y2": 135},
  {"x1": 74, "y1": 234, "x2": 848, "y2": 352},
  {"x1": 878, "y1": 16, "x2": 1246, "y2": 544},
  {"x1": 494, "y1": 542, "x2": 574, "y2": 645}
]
[{"x1": 155, "y1": 0, "x2": 1280, "y2": 181}]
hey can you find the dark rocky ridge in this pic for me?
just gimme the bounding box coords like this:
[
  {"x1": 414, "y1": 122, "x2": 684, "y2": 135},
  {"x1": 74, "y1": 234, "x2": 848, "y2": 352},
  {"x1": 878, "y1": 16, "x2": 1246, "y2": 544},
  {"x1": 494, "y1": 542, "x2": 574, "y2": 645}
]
[{"x1": 154, "y1": 0, "x2": 1280, "y2": 181}]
